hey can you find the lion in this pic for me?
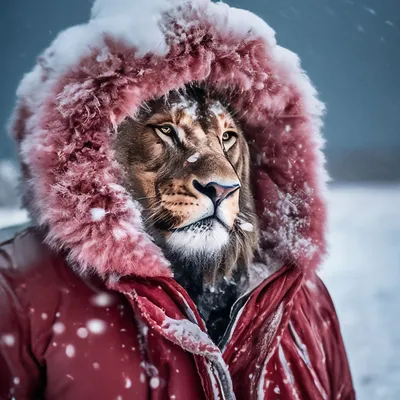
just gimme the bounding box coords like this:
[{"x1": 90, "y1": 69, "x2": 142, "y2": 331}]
[{"x1": 115, "y1": 85, "x2": 259, "y2": 342}]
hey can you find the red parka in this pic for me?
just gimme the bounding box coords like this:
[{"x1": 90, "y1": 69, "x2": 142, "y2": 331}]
[{"x1": 1, "y1": 0, "x2": 354, "y2": 398}]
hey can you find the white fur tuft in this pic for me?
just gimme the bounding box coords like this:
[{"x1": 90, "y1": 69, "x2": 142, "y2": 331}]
[{"x1": 167, "y1": 221, "x2": 229, "y2": 256}]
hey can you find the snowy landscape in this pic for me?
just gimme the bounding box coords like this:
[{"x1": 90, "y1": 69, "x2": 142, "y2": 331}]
[
  {"x1": 1, "y1": 183, "x2": 399, "y2": 398},
  {"x1": 320, "y1": 184, "x2": 400, "y2": 400}
]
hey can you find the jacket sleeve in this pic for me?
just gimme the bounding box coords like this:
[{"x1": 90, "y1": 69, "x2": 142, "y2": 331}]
[{"x1": 0, "y1": 242, "x2": 42, "y2": 399}]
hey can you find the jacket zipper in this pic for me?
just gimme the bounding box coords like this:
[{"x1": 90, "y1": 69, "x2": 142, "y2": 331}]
[{"x1": 218, "y1": 291, "x2": 251, "y2": 351}]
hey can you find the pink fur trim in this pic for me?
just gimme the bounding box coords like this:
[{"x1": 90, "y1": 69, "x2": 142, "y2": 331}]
[{"x1": 10, "y1": 2, "x2": 326, "y2": 278}]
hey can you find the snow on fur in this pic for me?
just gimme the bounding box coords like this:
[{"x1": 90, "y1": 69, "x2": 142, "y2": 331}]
[{"x1": 10, "y1": 0, "x2": 327, "y2": 278}]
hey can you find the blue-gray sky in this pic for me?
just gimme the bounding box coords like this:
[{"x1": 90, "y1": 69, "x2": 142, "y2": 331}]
[{"x1": 1, "y1": 0, "x2": 399, "y2": 179}]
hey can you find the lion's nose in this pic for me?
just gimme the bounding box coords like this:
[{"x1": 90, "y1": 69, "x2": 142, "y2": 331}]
[{"x1": 193, "y1": 179, "x2": 240, "y2": 206}]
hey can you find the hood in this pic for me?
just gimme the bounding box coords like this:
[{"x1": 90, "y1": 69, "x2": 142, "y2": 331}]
[{"x1": 10, "y1": 0, "x2": 327, "y2": 280}]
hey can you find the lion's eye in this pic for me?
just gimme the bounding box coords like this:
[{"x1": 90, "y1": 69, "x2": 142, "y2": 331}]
[
  {"x1": 153, "y1": 124, "x2": 178, "y2": 146},
  {"x1": 158, "y1": 125, "x2": 174, "y2": 135},
  {"x1": 222, "y1": 131, "x2": 237, "y2": 151}
]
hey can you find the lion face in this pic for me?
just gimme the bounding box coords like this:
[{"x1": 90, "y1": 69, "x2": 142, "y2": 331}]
[{"x1": 115, "y1": 86, "x2": 258, "y2": 279}]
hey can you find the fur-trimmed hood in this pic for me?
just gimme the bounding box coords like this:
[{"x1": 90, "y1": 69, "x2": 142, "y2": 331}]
[{"x1": 10, "y1": 0, "x2": 327, "y2": 280}]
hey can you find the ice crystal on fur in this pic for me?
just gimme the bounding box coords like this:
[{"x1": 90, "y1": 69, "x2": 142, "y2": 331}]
[
  {"x1": 187, "y1": 152, "x2": 200, "y2": 163},
  {"x1": 90, "y1": 208, "x2": 106, "y2": 221}
]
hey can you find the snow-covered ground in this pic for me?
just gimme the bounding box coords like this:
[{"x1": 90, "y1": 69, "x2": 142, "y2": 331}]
[
  {"x1": 320, "y1": 184, "x2": 400, "y2": 400},
  {"x1": 0, "y1": 184, "x2": 399, "y2": 398}
]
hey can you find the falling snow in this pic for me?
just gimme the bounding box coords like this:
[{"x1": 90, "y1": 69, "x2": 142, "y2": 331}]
[
  {"x1": 150, "y1": 377, "x2": 160, "y2": 389},
  {"x1": 87, "y1": 319, "x2": 106, "y2": 334},
  {"x1": 53, "y1": 322, "x2": 66, "y2": 335},
  {"x1": 364, "y1": 7, "x2": 376, "y2": 16},
  {"x1": 91, "y1": 292, "x2": 114, "y2": 307},
  {"x1": 65, "y1": 344, "x2": 75, "y2": 358},
  {"x1": 1, "y1": 334, "x2": 15, "y2": 346},
  {"x1": 385, "y1": 20, "x2": 396, "y2": 29},
  {"x1": 77, "y1": 327, "x2": 89, "y2": 338},
  {"x1": 125, "y1": 377, "x2": 132, "y2": 388}
]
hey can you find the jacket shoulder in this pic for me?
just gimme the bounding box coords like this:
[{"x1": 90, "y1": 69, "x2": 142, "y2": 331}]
[
  {"x1": 0, "y1": 228, "x2": 58, "y2": 397},
  {"x1": 0, "y1": 227, "x2": 56, "y2": 274},
  {"x1": 0, "y1": 227, "x2": 72, "y2": 359}
]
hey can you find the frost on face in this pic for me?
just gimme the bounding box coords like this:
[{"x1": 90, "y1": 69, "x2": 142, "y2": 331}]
[
  {"x1": 1, "y1": 334, "x2": 15, "y2": 346},
  {"x1": 238, "y1": 218, "x2": 254, "y2": 232},
  {"x1": 209, "y1": 101, "x2": 226, "y2": 118},
  {"x1": 172, "y1": 96, "x2": 198, "y2": 120},
  {"x1": 87, "y1": 319, "x2": 107, "y2": 334},
  {"x1": 187, "y1": 152, "x2": 200, "y2": 163}
]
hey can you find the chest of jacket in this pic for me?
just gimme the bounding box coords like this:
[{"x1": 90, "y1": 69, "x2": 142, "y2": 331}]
[{"x1": 0, "y1": 232, "x2": 353, "y2": 399}]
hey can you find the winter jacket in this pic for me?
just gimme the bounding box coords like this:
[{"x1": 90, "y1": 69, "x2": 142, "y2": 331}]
[{"x1": 0, "y1": 0, "x2": 355, "y2": 399}]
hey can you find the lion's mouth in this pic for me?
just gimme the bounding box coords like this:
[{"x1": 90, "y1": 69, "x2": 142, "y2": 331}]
[
  {"x1": 169, "y1": 216, "x2": 226, "y2": 233},
  {"x1": 165, "y1": 215, "x2": 231, "y2": 255}
]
